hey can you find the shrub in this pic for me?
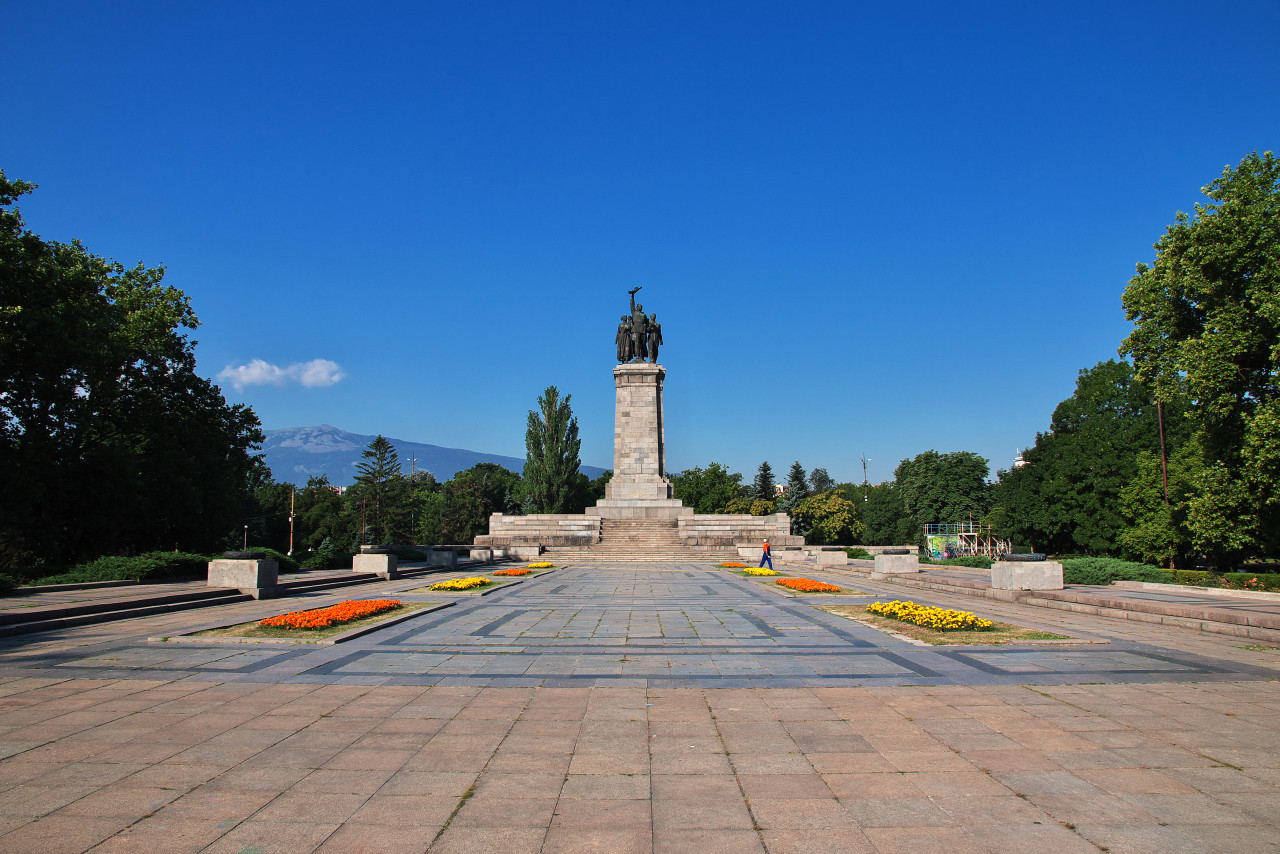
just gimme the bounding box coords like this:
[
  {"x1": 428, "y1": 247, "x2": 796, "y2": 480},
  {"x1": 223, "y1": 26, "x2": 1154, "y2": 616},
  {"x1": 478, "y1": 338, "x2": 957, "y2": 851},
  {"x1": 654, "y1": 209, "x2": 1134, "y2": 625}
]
[
  {"x1": 300, "y1": 550, "x2": 354, "y2": 570},
  {"x1": 1061, "y1": 557, "x2": 1169, "y2": 586},
  {"x1": 922, "y1": 555, "x2": 994, "y2": 569},
  {"x1": 843, "y1": 548, "x2": 873, "y2": 560},
  {"x1": 31, "y1": 551, "x2": 212, "y2": 585},
  {"x1": 247, "y1": 547, "x2": 299, "y2": 573},
  {"x1": 0, "y1": 573, "x2": 16, "y2": 590}
]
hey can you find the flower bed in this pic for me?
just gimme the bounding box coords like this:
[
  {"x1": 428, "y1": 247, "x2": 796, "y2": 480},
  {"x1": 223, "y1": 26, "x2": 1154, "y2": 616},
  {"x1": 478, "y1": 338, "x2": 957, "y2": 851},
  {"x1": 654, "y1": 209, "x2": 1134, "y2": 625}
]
[
  {"x1": 493, "y1": 568, "x2": 531, "y2": 576},
  {"x1": 719, "y1": 562, "x2": 749, "y2": 568},
  {"x1": 259, "y1": 599, "x2": 400, "y2": 631},
  {"x1": 528, "y1": 562, "x2": 554, "y2": 568},
  {"x1": 429, "y1": 576, "x2": 491, "y2": 591},
  {"x1": 866, "y1": 600, "x2": 993, "y2": 631},
  {"x1": 776, "y1": 578, "x2": 840, "y2": 593},
  {"x1": 744, "y1": 567, "x2": 778, "y2": 576}
]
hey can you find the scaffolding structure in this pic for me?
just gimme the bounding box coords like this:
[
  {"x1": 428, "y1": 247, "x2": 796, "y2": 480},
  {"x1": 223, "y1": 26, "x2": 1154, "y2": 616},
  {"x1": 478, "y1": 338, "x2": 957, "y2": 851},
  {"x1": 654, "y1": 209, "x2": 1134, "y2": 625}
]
[{"x1": 923, "y1": 522, "x2": 1011, "y2": 558}]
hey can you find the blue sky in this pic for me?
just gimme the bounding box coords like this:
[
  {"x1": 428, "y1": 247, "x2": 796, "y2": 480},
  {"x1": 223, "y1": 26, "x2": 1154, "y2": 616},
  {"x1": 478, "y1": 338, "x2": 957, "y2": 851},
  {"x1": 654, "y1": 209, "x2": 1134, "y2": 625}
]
[{"x1": 7, "y1": 1, "x2": 1279, "y2": 485}]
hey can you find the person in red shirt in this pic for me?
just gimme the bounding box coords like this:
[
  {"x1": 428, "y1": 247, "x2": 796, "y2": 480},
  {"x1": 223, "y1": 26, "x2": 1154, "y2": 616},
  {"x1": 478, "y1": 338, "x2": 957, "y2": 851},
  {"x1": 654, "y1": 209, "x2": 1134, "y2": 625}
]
[{"x1": 759, "y1": 538, "x2": 772, "y2": 570}]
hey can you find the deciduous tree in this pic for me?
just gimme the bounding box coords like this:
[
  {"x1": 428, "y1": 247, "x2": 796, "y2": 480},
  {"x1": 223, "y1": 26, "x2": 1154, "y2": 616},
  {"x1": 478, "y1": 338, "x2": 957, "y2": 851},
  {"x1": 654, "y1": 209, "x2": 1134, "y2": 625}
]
[
  {"x1": 1121, "y1": 150, "x2": 1280, "y2": 565},
  {"x1": 0, "y1": 172, "x2": 261, "y2": 569}
]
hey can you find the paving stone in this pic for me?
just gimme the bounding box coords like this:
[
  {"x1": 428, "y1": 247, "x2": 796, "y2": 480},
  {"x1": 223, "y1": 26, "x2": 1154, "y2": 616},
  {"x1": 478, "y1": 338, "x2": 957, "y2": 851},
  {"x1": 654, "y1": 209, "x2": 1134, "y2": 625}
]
[{"x1": 1, "y1": 564, "x2": 1279, "y2": 851}]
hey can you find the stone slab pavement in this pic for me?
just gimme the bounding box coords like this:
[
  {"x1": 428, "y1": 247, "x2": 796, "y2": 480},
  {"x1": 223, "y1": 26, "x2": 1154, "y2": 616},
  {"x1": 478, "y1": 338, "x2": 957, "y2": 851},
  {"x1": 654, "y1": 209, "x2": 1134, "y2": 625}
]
[{"x1": 0, "y1": 563, "x2": 1278, "y2": 853}]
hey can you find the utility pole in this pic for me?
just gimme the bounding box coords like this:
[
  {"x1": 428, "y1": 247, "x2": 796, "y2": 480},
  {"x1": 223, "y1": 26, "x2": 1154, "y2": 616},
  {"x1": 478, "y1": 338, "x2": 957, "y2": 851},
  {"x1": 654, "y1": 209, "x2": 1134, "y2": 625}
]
[{"x1": 861, "y1": 455, "x2": 871, "y2": 501}]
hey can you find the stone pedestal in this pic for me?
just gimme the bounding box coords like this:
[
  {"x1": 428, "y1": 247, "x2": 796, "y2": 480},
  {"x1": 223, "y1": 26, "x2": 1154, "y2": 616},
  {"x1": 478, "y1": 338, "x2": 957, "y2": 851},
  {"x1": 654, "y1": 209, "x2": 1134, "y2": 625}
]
[
  {"x1": 874, "y1": 554, "x2": 920, "y2": 574},
  {"x1": 816, "y1": 550, "x2": 849, "y2": 567},
  {"x1": 428, "y1": 549, "x2": 458, "y2": 569},
  {"x1": 991, "y1": 561, "x2": 1063, "y2": 590},
  {"x1": 592, "y1": 362, "x2": 687, "y2": 520},
  {"x1": 207, "y1": 559, "x2": 279, "y2": 599},
  {"x1": 352, "y1": 552, "x2": 398, "y2": 579}
]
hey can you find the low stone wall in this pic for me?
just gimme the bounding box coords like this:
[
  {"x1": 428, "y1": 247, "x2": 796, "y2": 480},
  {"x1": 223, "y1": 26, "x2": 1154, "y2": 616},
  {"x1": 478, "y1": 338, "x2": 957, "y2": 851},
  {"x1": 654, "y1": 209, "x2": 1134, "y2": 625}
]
[
  {"x1": 680, "y1": 514, "x2": 801, "y2": 547},
  {"x1": 474, "y1": 514, "x2": 601, "y2": 547},
  {"x1": 991, "y1": 561, "x2": 1063, "y2": 590},
  {"x1": 352, "y1": 553, "x2": 398, "y2": 579},
  {"x1": 874, "y1": 554, "x2": 920, "y2": 574},
  {"x1": 207, "y1": 559, "x2": 278, "y2": 599}
]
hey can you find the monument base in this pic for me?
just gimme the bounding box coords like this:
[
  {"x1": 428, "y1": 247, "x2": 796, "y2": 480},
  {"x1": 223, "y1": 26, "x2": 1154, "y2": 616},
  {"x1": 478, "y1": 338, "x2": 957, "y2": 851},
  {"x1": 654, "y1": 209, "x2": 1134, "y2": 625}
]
[{"x1": 588, "y1": 499, "x2": 690, "y2": 521}]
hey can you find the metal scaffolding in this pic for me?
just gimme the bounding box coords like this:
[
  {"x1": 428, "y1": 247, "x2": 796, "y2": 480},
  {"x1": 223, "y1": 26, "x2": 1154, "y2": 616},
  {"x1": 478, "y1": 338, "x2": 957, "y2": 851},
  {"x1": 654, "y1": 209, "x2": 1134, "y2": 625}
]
[{"x1": 923, "y1": 521, "x2": 1011, "y2": 558}]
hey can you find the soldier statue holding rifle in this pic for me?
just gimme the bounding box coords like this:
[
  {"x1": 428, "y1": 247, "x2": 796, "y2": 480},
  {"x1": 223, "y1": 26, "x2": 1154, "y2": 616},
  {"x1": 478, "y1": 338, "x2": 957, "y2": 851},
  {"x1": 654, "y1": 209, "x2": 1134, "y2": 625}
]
[{"x1": 620, "y1": 287, "x2": 661, "y2": 364}]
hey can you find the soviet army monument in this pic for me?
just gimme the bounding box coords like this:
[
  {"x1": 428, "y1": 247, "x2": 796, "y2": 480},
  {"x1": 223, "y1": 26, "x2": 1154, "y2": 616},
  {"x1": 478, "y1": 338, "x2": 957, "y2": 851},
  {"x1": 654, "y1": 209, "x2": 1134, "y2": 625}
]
[{"x1": 477, "y1": 287, "x2": 801, "y2": 562}]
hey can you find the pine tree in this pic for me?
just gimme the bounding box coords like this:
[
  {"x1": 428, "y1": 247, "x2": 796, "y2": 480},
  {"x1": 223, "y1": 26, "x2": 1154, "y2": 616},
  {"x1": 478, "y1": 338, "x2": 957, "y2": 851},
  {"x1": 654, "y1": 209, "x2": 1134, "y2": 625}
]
[
  {"x1": 523, "y1": 386, "x2": 582, "y2": 514},
  {"x1": 778, "y1": 461, "x2": 810, "y2": 517},
  {"x1": 752, "y1": 461, "x2": 776, "y2": 501},
  {"x1": 352, "y1": 435, "x2": 409, "y2": 544}
]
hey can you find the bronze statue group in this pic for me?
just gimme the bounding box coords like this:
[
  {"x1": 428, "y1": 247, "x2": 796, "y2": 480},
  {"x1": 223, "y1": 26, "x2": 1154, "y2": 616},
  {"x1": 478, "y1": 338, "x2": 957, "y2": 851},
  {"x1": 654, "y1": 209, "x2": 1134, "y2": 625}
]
[{"x1": 617, "y1": 286, "x2": 663, "y2": 363}]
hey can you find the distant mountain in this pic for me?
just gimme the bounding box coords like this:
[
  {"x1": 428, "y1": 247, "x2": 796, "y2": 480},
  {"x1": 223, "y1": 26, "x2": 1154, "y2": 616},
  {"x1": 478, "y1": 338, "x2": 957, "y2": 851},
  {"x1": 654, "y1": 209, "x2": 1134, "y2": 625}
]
[{"x1": 261, "y1": 425, "x2": 606, "y2": 486}]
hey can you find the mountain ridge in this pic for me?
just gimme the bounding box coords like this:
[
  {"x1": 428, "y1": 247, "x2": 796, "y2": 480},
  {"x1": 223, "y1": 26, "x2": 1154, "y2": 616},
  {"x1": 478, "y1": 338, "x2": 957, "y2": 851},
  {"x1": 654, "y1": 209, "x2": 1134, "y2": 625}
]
[{"x1": 261, "y1": 424, "x2": 606, "y2": 486}]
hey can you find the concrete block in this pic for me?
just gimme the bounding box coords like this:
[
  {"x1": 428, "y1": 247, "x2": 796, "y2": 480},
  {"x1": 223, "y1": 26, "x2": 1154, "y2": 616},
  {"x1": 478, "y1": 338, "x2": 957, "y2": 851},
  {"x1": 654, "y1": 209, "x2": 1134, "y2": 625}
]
[
  {"x1": 816, "y1": 551, "x2": 848, "y2": 567},
  {"x1": 991, "y1": 561, "x2": 1063, "y2": 590},
  {"x1": 208, "y1": 559, "x2": 278, "y2": 599},
  {"x1": 352, "y1": 552, "x2": 398, "y2": 579},
  {"x1": 874, "y1": 554, "x2": 920, "y2": 574},
  {"x1": 428, "y1": 550, "x2": 458, "y2": 569}
]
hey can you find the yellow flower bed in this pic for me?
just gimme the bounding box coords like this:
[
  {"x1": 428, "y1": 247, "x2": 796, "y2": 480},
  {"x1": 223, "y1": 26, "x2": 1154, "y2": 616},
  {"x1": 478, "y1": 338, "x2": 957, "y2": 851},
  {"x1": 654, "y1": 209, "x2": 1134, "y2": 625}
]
[
  {"x1": 866, "y1": 600, "x2": 993, "y2": 632},
  {"x1": 744, "y1": 567, "x2": 777, "y2": 576},
  {"x1": 527, "y1": 562, "x2": 554, "y2": 568},
  {"x1": 429, "y1": 576, "x2": 491, "y2": 591}
]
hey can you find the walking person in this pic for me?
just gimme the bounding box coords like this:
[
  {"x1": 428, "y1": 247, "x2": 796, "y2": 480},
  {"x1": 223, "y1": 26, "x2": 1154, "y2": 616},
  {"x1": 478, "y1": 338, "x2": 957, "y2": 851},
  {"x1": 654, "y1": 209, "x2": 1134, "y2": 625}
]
[{"x1": 759, "y1": 538, "x2": 772, "y2": 570}]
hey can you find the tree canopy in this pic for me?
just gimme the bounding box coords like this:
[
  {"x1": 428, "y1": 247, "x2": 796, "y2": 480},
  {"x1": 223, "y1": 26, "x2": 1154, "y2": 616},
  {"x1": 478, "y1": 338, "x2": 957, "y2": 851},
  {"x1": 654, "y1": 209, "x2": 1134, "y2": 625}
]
[
  {"x1": 894, "y1": 450, "x2": 990, "y2": 533},
  {"x1": 0, "y1": 171, "x2": 262, "y2": 569},
  {"x1": 989, "y1": 360, "x2": 1190, "y2": 555},
  {"x1": 1120, "y1": 150, "x2": 1280, "y2": 565}
]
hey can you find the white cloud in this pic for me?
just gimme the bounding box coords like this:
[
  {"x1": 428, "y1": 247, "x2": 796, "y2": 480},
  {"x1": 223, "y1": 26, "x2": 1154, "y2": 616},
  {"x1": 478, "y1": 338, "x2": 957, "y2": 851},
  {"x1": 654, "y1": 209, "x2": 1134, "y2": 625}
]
[{"x1": 218, "y1": 358, "x2": 346, "y2": 392}]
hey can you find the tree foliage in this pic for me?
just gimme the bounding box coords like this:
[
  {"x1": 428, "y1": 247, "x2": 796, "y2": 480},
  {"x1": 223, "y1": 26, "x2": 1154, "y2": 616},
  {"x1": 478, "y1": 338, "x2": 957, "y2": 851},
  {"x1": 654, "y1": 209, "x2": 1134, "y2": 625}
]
[
  {"x1": 671, "y1": 463, "x2": 744, "y2": 513},
  {"x1": 894, "y1": 450, "x2": 990, "y2": 534},
  {"x1": 1120, "y1": 150, "x2": 1280, "y2": 564},
  {"x1": 989, "y1": 360, "x2": 1189, "y2": 555},
  {"x1": 523, "y1": 386, "x2": 582, "y2": 514},
  {"x1": 0, "y1": 171, "x2": 262, "y2": 569},
  {"x1": 791, "y1": 491, "x2": 864, "y2": 545},
  {"x1": 751, "y1": 461, "x2": 776, "y2": 501},
  {"x1": 350, "y1": 436, "x2": 409, "y2": 544}
]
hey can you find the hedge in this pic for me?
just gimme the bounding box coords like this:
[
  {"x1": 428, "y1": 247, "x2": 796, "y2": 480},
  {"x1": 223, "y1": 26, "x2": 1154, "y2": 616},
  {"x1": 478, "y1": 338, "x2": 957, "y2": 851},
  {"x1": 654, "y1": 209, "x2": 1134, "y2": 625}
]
[
  {"x1": 29, "y1": 551, "x2": 212, "y2": 586},
  {"x1": 921, "y1": 555, "x2": 994, "y2": 569}
]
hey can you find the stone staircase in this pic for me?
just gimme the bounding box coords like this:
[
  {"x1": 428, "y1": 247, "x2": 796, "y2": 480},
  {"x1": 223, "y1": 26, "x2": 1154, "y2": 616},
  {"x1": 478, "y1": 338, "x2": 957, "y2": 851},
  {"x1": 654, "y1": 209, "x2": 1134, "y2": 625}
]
[{"x1": 542, "y1": 518, "x2": 741, "y2": 564}]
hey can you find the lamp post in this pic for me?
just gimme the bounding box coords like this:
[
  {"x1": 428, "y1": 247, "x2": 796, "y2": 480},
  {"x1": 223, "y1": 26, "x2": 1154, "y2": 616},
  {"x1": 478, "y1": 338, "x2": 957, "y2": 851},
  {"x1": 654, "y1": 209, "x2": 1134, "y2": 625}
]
[
  {"x1": 861, "y1": 455, "x2": 871, "y2": 501},
  {"x1": 243, "y1": 524, "x2": 248, "y2": 550}
]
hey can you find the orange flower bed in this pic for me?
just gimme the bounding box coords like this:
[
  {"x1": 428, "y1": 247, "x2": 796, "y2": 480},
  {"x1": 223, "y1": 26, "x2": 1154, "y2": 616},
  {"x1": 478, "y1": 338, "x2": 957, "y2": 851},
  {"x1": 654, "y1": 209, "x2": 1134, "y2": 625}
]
[
  {"x1": 493, "y1": 568, "x2": 531, "y2": 576},
  {"x1": 776, "y1": 578, "x2": 841, "y2": 593},
  {"x1": 720, "y1": 562, "x2": 749, "y2": 568},
  {"x1": 259, "y1": 599, "x2": 401, "y2": 631}
]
